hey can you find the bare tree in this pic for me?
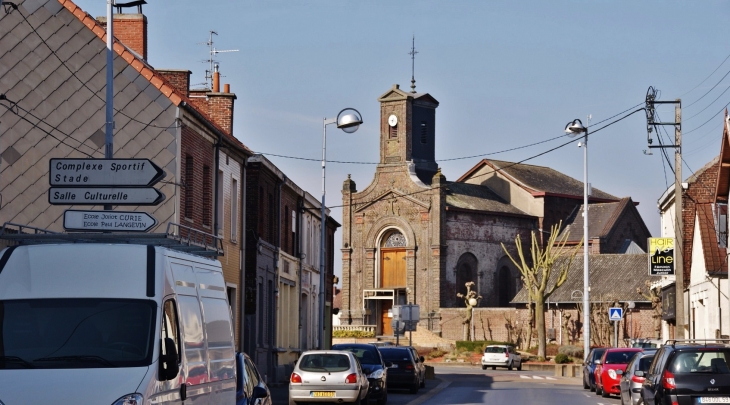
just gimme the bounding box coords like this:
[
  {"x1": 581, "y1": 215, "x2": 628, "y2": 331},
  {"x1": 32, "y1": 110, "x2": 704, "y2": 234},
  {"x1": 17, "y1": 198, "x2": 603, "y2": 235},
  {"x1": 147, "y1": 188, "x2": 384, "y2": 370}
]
[
  {"x1": 501, "y1": 222, "x2": 582, "y2": 359},
  {"x1": 457, "y1": 281, "x2": 482, "y2": 341}
]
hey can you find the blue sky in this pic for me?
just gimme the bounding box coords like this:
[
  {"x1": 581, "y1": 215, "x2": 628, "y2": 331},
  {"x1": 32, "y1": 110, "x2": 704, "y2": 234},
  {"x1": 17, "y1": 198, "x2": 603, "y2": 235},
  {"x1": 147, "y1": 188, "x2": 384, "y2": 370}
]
[{"x1": 74, "y1": 0, "x2": 730, "y2": 274}]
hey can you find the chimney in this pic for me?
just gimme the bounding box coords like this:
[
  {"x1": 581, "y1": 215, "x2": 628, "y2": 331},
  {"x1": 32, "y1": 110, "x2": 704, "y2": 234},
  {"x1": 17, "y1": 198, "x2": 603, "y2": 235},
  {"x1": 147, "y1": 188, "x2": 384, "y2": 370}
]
[
  {"x1": 157, "y1": 69, "x2": 191, "y2": 98},
  {"x1": 213, "y1": 63, "x2": 220, "y2": 93},
  {"x1": 97, "y1": 13, "x2": 148, "y2": 60},
  {"x1": 207, "y1": 65, "x2": 235, "y2": 135}
]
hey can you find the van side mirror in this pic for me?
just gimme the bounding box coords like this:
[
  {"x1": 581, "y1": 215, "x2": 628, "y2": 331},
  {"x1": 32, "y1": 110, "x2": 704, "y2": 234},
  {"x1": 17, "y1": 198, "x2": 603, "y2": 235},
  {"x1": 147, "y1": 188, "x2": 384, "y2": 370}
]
[
  {"x1": 159, "y1": 337, "x2": 180, "y2": 381},
  {"x1": 252, "y1": 386, "x2": 269, "y2": 400}
]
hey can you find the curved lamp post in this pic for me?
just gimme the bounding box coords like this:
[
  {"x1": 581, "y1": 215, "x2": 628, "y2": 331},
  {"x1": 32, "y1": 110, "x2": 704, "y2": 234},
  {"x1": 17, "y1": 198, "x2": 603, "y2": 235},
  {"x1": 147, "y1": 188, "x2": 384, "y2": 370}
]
[
  {"x1": 319, "y1": 108, "x2": 363, "y2": 349},
  {"x1": 565, "y1": 118, "x2": 590, "y2": 360}
]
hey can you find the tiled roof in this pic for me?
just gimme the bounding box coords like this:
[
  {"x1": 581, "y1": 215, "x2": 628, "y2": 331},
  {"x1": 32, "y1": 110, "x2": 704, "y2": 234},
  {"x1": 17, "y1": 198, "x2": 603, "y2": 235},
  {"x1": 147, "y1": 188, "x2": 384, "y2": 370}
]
[
  {"x1": 445, "y1": 181, "x2": 532, "y2": 216},
  {"x1": 511, "y1": 254, "x2": 652, "y2": 304},
  {"x1": 695, "y1": 203, "x2": 727, "y2": 275},
  {"x1": 558, "y1": 197, "x2": 635, "y2": 242},
  {"x1": 459, "y1": 159, "x2": 618, "y2": 200}
]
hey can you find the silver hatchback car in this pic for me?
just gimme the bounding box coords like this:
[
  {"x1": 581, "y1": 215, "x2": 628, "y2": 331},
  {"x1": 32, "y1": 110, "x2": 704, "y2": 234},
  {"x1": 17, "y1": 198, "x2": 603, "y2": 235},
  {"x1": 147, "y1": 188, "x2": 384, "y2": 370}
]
[
  {"x1": 618, "y1": 350, "x2": 656, "y2": 405},
  {"x1": 289, "y1": 350, "x2": 370, "y2": 405}
]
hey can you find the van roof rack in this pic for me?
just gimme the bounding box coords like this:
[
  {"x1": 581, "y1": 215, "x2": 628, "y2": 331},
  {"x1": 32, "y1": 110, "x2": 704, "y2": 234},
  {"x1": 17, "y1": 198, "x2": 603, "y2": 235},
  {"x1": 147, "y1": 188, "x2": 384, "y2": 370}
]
[
  {"x1": 665, "y1": 339, "x2": 730, "y2": 347},
  {"x1": 0, "y1": 222, "x2": 224, "y2": 257}
]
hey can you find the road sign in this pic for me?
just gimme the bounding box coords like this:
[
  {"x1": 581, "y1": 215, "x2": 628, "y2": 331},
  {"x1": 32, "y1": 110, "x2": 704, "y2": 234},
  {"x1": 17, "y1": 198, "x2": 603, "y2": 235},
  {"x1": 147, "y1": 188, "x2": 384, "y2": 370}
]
[
  {"x1": 609, "y1": 307, "x2": 623, "y2": 321},
  {"x1": 49, "y1": 158, "x2": 165, "y2": 187},
  {"x1": 49, "y1": 187, "x2": 165, "y2": 206},
  {"x1": 64, "y1": 210, "x2": 157, "y2": 232}
]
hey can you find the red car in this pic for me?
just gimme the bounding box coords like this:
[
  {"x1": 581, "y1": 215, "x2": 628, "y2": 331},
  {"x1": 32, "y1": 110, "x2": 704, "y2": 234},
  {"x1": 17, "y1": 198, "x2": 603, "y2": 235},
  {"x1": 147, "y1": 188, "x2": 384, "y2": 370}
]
[{"x1": 594, "y1": 348, "x2": 642, "y2": 398}]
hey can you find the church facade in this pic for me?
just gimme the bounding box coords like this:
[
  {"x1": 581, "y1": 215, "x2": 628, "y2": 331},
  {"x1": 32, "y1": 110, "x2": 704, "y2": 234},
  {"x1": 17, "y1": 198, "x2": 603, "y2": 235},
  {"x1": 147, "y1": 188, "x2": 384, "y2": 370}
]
[{"x1": 339, "y1": 84, "x2": 544, "y2": 335}]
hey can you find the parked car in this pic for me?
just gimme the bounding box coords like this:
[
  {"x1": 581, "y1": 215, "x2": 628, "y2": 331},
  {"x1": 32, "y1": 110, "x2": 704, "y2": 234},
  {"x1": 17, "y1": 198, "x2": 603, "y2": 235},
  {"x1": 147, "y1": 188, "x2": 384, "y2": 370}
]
[
  {"x1": 618, "y1": 350, "x2": 656, "y2": 405},
  {"x1": 332, "y1": 343, "x2": 391, "y2": 405},
  {"x1": 481, "y1": 345, "x2": 522, "y2": 371},
  {"x1": 236, "y1": 352, "x2": 271, "y2": 405},
  {"x1": 594, "y1": 348, "x2": 643, "y2": 398},
  {"x1": 378, "y1": 346, "x2": 425, "y2": 394},
  {"x1": 289, "y1": 350, "x2": 369, "y2": 405},
  {"x1": 583, "y1": 348, "x2": 607, "y2": 391},
  {"x1": 641, "y1": 340, "x2": 730, "y2": 405}
]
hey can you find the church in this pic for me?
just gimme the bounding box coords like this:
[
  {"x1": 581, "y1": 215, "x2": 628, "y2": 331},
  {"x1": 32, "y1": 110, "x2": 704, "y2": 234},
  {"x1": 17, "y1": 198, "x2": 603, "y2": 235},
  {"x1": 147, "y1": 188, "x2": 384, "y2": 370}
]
[{"x1": 338, "y1": 83, "x2": 651, "y2": 339}]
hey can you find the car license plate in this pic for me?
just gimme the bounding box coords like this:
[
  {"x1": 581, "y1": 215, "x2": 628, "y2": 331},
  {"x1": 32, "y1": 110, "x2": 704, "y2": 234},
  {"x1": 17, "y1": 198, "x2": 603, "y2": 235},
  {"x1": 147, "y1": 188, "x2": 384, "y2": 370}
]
[
  {"x1": 311, "y1": 392, "x2": 335, "y2": 398},
  {"x1": 698, "y1": 398, "x2": 730, "y2": 404}
]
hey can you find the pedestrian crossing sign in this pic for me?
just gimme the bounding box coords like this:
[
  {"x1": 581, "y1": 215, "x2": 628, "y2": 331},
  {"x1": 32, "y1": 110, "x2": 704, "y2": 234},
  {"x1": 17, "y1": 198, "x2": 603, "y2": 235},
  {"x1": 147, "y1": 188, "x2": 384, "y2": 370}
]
[{"x1": 609, "y1": 307, "x2": 623, "y2": 321}]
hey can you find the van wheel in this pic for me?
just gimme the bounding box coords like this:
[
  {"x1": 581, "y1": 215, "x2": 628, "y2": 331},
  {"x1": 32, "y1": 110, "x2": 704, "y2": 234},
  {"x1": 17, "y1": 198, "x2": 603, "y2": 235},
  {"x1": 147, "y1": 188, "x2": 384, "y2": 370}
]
[
  {"x1": 491, "y1": 366, "x2": 496, "y2": 370},
  {"x1": 482, "y1": 365, "x2": 487, "y2": 370}
]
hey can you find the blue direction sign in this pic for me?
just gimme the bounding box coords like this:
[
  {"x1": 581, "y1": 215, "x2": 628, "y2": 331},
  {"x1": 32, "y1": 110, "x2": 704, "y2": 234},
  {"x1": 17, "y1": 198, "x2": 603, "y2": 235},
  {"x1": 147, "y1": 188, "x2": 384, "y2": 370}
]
[
  {"x1": 50, "y1": 158, "x2": 165, "y2": 187},
  {"x1": 609, "y1": 307, "x2": 623, "y2": 321}
]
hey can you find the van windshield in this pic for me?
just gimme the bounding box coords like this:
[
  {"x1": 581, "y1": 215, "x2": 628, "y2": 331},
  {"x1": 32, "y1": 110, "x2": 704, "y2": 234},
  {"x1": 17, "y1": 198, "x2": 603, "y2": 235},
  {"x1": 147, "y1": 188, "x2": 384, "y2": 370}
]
[{"x1": 0, "y1": 298, "x2": 156, "y2": 369}]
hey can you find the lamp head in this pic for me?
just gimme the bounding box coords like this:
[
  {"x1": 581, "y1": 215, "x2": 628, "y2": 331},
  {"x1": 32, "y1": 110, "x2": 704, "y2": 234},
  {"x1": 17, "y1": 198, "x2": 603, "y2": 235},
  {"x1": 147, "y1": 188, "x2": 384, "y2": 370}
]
[
  {"x1": 565, "y1": 119, "x2": 586, "y2": 137},
  {"x1": 336, "y1": 108, "x2": 363, "y2": 134}
]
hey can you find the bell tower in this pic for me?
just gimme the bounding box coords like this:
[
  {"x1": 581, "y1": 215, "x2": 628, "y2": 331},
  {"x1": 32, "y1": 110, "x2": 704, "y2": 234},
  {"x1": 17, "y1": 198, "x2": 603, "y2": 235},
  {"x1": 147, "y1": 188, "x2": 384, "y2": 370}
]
[{"x1": 377, "y1": 84, "x2": 439, "y2": 184}]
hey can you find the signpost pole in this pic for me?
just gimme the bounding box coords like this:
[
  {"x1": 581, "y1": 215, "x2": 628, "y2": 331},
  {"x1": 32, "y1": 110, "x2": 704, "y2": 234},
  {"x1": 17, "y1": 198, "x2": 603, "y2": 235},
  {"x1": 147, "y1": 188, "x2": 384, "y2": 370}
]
[
  {"x1": 104, "y1": 0, "x2": 114, "y2": 211},
  {"x1": 409, "y1": 304, "x2": 413, "y2": 347},
  {"x1": 614, "y1": 321, "x2": 618, "y2": 347}
]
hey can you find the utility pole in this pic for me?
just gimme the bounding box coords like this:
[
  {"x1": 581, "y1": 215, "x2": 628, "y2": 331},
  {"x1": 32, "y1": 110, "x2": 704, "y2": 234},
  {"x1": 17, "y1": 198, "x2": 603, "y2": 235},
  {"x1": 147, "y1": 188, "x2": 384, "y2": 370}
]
[{"x1": 645, "y1": 87, "x2": 684, "y2": 339}]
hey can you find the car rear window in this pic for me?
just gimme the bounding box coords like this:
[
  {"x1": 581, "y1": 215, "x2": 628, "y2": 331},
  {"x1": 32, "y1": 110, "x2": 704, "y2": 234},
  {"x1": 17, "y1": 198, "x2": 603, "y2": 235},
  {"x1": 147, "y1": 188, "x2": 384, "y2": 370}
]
[
  {"x1": 638, "y1": 356, "x2": 655, "y2": 371},
  {"x1": 485, "y1": 347, "x2": 507, "y2": 353},
  {"x1": 592, "y1": 348, "x2": 607, "y2": 360},
  {"x1": 605, "y1": 351, "x2": 639, "y2": 364},
  {"x1": 669, "y1": 350, "x2": 730, "y2": 374},
  {"x1": 299, "y1": 354, "x2": 350, "y2": 372},
  {"x1": 379, "y1": 349, "x2": 410, "y2": 361},
  {"x1": 331, "y1": 345, "x2": 380, "y2": 365}
]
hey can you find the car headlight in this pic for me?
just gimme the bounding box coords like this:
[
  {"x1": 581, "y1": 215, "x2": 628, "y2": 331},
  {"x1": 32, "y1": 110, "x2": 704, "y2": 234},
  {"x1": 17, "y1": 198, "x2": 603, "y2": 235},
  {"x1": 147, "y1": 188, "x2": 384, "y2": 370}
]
[
  {"x1": 112, "y1": 393, "x2": 143, "y2": 405},
  {"x1": 608, "y1": 369, "x2": 617, "y2": 380},
  {"x1": 367, "y1": 368, "x2": 385, "y2": 379}
]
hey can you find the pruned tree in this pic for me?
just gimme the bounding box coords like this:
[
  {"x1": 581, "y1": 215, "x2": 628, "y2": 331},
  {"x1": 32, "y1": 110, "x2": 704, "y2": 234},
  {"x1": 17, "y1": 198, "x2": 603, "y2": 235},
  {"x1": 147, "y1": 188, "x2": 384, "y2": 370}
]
[
  {"x1": 457, "y1": 281, "x2": 482, "y2": 341},
  {"x1": 501, "y1": 221, "x2": 582, "y2": 359}
]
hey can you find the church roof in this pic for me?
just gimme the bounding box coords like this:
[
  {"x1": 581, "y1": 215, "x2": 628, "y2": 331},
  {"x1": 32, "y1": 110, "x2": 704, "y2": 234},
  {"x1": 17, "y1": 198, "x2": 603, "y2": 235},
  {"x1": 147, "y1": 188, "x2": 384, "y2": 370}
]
[
  {"x1": 459, "y1": 159, "x2": 618, "y2": 201},
  {"x1": 444, "y1": 182, "x2": 532, "y2": 216},
  {"x1": 558, "y1": 197, "x2": 643, "y2": 242},
  {"x1": 511, "y1": 254, "x2": 651, "y2": 304}
]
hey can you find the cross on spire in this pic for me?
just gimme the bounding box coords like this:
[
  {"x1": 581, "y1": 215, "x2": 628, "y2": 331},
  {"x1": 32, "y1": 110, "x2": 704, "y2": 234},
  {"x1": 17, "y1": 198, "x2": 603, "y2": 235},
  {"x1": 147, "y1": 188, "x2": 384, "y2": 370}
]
[{"x1": 409, "y1": 35, "x2": 418, "y2": 93}]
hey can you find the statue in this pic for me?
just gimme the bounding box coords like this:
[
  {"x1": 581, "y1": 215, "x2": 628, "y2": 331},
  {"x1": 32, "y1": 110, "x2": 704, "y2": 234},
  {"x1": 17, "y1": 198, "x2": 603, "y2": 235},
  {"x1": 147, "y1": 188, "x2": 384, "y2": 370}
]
[{"x1": 457, "y1": 281, "x2": 482, "y2": 341}]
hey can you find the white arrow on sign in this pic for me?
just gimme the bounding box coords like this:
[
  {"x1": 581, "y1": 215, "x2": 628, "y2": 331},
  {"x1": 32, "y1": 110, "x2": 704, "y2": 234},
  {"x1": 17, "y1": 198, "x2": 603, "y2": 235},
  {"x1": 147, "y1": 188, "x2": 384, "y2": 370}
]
[
  {"x1": 64, "y1": 210, "x2": 157, "y2": 232},
  {"x1": 49, "y1": 187, "x2": 165, "y2": 206},
  {"x1": 609, "y1": 307, "x2": 623, "y2": 321},
  {"x1": 50, "y1": 158, "x2": 165, "y2": 186}
]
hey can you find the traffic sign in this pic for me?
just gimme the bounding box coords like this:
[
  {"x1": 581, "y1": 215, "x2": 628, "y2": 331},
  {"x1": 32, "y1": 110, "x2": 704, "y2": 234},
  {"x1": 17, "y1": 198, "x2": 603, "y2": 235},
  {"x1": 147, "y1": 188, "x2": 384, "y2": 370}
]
[
  {"x1": 49, "y1": 187, "x2": 165, "y2": 206},
  {"x1": 64, "y1": 210, "x2": 157, "y2": 232},
  {"x1": 609, "y1": 307, "x2": 623, "y2": 321},
  {"x1": 49, "y1": 158, "x2": 165, "y2": 187}
]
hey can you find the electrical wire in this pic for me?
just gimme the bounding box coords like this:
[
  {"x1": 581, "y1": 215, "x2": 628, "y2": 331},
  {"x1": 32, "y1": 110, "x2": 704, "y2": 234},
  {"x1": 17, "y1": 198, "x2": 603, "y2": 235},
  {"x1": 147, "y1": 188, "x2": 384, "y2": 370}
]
[
  {"x1": 681, "y1": 52, "x2": 730, "y2": 99},
  {"x1": 685, "y1": 84, "x2": 730, "y2": 121},
  {"x1": 684, "y1": 68, "x2": 730, "y2": 109}
]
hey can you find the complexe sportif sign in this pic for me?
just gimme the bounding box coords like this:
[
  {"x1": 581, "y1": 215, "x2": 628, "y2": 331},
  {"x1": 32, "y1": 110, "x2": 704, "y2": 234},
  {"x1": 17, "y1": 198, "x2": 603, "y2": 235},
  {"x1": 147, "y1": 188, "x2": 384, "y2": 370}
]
[
  {"x1": 63, "y1": 210, "x2": 157, "y2": 232},
  {"x1": 49, "y1": 158, "x2": 165, "y2": 187},
  {"x1": 648, "y1": 237, "x2": 675, "y2": 276}
]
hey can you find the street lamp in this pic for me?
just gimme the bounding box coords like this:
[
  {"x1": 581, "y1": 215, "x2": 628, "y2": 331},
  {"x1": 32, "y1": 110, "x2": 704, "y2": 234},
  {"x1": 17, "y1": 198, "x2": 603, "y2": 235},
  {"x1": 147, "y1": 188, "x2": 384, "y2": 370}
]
[
  {"x1": 565, "y1": 118, "x2": 590, "y2": 360},
  {"x1": 318, "y1": 108, "x2": 363, "y2": 349}
]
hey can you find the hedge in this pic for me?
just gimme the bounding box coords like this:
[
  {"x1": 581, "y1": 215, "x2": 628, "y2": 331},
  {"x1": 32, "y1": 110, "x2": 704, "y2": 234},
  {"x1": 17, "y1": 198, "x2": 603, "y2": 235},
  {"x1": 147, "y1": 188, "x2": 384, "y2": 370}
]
[{"x1": 332, "y1": 330, "x2": 375, "y2": 338}]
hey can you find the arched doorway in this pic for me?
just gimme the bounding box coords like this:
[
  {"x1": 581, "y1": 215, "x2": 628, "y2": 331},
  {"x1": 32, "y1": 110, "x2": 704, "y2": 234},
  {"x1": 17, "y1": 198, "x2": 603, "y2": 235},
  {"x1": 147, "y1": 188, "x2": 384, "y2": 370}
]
[
  {"x1": 455, "y1": 253, "x2": 478, "y2": 306},
  {"x1": 497, "y1": 266, "x2": 513, "y2": 307},
  {"x1": 379, "y1": 230, "x2": 407, "y2": 335}
]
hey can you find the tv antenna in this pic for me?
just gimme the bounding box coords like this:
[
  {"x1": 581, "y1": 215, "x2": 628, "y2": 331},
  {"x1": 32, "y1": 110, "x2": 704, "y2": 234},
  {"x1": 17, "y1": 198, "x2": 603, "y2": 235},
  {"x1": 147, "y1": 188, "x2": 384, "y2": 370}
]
[{"x1": 200, "y1": 31, "x2": 239, "y2": 90}]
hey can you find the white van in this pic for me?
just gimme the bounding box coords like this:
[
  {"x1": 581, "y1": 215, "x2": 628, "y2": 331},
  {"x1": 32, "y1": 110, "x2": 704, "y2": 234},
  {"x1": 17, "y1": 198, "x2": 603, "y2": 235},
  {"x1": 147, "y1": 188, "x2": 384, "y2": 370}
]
[{"x1": 0, "y1": 242, "x2": 236, "y2": 404}]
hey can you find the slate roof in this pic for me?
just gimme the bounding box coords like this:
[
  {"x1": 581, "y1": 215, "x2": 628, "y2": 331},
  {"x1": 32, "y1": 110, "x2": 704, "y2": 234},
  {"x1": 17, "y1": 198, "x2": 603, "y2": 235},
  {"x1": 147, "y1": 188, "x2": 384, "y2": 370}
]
[
  {"x1": 0, "y1": 0, "x2": 248, "y2": 231},
  {"x1": 459, "y1": 159, "x2": 618, "y2": 200},
  {"x1": 558, "y1": 197, "x2": 639, "y2": 242},
  {"x1": 511, "y1": 254, "x2": 651, "y2": 304},
  {"x1": 695, "y1": 203, "x2": 727, "y2": 275},
  {"x1": 444, "y1": 181, "x2": 532, "y2": 217}
]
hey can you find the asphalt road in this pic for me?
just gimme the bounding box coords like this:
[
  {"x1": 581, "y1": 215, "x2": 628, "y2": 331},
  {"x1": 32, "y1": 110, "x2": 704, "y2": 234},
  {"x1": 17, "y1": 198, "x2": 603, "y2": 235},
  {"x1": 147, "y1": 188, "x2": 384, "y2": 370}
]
[{"x1": 272, "y1": 365, "x2": 623, "y2": 405}]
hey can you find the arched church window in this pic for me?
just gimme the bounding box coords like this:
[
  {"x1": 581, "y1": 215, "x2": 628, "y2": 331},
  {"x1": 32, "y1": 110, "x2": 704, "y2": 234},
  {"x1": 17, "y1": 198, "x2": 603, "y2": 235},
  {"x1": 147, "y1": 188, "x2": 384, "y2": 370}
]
[
  {"x1": 455, "y1": 253, "x2": 478, "y2": 305},
  {"x1": 498, "y1": 266, "x2": 514, "y2": 307},
  {"x1": 383, "y1": 231, "x2": 406, "y2": 248}
]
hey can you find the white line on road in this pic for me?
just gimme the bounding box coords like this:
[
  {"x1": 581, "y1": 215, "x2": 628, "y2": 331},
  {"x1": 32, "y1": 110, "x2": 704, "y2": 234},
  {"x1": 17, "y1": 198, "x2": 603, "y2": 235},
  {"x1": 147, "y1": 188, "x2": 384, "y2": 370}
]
[
  {"x1": 532, "y1": 376, "x2": 543, "y2": 379},
  {"x1": 520, "y1": 375, "x2": 531, "y2": 379},
  {"x1": 546, "y1": 377, "x2": 557, "y2": 380}
]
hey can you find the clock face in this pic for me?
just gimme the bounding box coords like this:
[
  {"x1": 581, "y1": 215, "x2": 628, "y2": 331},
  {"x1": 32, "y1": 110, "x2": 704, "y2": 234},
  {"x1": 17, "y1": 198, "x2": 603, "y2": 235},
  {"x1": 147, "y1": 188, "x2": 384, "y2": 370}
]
[{"x1": 388, "y1": 114, "x2": 398, "y2": 127}]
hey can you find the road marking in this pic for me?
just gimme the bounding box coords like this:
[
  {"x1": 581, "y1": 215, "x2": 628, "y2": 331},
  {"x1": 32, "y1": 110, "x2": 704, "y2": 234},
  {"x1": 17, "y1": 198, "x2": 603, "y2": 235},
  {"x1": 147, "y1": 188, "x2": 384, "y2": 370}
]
[
  {"x1": 520, "y1": 375, "x2": 531, "y2": 379},
  {"x1": 545, "y1": 376, "x2": 557, "y2": 380},
  {"x1": 532, "y1": 376, "x2": 543, "y2": 379}
]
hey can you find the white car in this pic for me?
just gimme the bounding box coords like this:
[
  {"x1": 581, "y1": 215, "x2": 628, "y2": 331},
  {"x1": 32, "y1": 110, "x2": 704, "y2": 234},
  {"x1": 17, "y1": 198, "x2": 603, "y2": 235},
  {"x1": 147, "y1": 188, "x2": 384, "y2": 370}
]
[
  {"x1": 481, "y1": 345, "x2": 522, "y2": 371},
  {"x1": 289, "y1": 350, "x2": 370, "y2": 405}
]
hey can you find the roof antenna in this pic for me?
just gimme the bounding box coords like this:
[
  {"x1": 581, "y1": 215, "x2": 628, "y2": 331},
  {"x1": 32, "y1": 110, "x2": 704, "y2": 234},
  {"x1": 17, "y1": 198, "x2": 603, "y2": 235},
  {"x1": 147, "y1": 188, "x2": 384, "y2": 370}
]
[
  {"x1": 409, "y1": 35, "x2": 418, "y2": 93},
  {"x1": 200, "y1": 31, "x2": 239, "y2": 90}
]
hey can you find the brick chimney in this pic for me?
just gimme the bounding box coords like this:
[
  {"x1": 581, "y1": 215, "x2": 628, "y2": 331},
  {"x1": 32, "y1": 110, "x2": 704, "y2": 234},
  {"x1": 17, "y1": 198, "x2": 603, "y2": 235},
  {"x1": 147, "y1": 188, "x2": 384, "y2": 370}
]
[
  {"x1": 205, "y1": 64, "x2": 236, "y2": 135},
  {"x1": 97, "y1": 13, "x2": 148, "y2": 60},
  {"x1": 157, "y1": 69, "x2": 191, "y2": 98}
]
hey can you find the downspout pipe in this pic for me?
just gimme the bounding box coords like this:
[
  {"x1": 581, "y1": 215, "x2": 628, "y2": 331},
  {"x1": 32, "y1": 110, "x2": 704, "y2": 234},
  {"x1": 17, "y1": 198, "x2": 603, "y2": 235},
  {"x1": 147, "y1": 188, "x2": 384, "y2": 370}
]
[
  {"x1": 214, "y1": 135, "x2": 221, "y2": 237},
  {"x1": 297, "y1": 196, "x2": 304, "y2": 352}
]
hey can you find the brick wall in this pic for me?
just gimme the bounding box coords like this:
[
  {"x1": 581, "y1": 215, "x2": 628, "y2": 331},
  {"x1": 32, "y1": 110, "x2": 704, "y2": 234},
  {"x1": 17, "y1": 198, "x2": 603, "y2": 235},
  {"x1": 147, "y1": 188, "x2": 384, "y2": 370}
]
[
  {"x1": 157, "y1": 70, "x2": 191, "y2": 98},
  {"x1": 187, "y1": 90, "x2": 236, "y2": 136},
  {"x1": 180, "y1": 124, "x2": 214, "y2": 233},
  {"x1": 600, "y1": 201, "x2": 651, "y2": 253},
  {"x1": 683, "y1": 160, "x2": 720, "y2": 284}
]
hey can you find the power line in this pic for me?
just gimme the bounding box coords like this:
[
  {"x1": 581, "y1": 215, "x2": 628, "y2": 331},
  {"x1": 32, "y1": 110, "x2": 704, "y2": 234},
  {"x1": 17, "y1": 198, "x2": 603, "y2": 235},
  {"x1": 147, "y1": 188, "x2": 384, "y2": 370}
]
[
  {"x1": 681, "y1": 52, "x2": 730, "y2": 99},
  {"x1": 684, "y1": 67, "x2": 730, "y2": 109}
]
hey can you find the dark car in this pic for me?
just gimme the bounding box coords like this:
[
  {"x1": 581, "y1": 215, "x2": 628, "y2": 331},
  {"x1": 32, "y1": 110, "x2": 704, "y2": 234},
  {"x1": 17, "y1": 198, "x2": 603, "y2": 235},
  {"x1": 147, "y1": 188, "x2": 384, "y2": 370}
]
[
  {"x1": 641, "y1": 340, "x2": 730, "y2": 405},
  {"x1": 583, "y1": 347, "x2": 607, "y2": 391},
  {"x1": 378, "y1": 346, "x2": 425, "y2": 394},
  {"x1": 235, "y1": 352, "x2": 271, "y2": 405},
  {"x1": 619, "y1": 350, "x2": 656, "y2": 405},
  {"x1": 332, "y1": 343, "x2": 391, "y2": 405}
]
